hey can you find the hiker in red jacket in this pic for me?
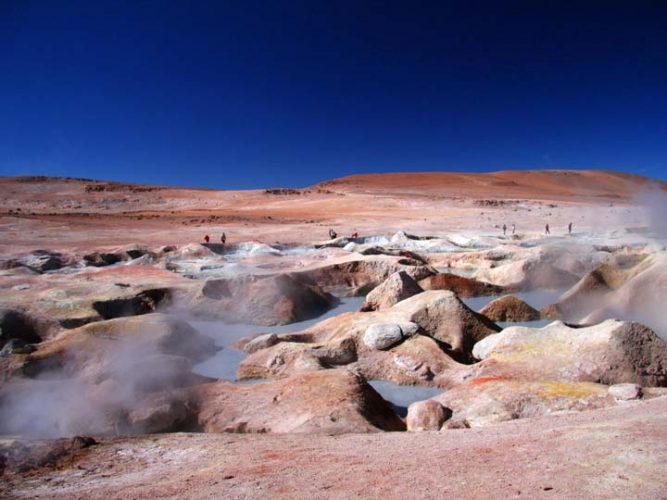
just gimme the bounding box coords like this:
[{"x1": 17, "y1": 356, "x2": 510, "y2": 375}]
[{"x1": 204, "y1": 235, "x2": 210, "y2": 243}]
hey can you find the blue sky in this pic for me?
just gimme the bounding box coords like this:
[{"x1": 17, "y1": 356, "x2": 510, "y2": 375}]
[{"x1": 1, "y1": 1, "x2": 666, "y2": 188}]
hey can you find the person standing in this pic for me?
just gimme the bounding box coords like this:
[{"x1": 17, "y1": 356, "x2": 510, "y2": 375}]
[
  {"x1": 502, "y1": 224, "x2": 507, "y2": 236},
  {"x1": 221, "y1": 232, "x2": 226, "y2": 245},
  {"x1": 512, "y1": 223, "x2": 516, "y2": 235},
  {"x1": 568, "y1": 222, "x2": 573, "y2": 235},
  {"x1": 204, "y1": 234, "x2": 210, "y2": 243},
  {"x1": 545, "y1": 224, "x2": 550, "y2": 235}
]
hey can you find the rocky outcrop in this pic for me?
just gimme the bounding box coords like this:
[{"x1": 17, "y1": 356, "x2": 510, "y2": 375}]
[
  {"x1": 194, "y1": 274, "x2": 337, "y2": 325},
  {"x1": 19, "y1": 313, "x2": 216, "y2": 380},
  {"x1": 237, "y1": 291, "x2": 499, "y2": 387},
  {"x1": 473, "y1": 250, "x2": 582, "y2": 290},
  {"x1": 83, "y1": 251, "x2": 128, "y2": 267},
  {"x1": 91, "y1": 288, "x2": 171, "y2": 319},
  {"x1": 546, "y1": 264, "x2": 630, "y2": 321},
  {"x1": 194, "y1": 369, "x2": 405, "y2": 434},
  {"x1": 435, "y1": 378, "x2": 618, "y2": 428},
  {"x1": 0, "y1": 265, "x2": 194, "y2": 332},
  {"x1": 479, "y1": 295, "x2": 541, "y2": 322},
  {"x1": 580, "y1": 254, "x2": 667, "y2": 338},
  {"x1": 238, "y1": 290, "x2": 494, "y2": 385},
  {"x1": 418, "y1": 273, "x2": 505, "y2": 297},
  {"x1": 470, "y1": 320, "x2": 667, "y2": 387},
  {"x1": 391, "y1": 291, "x2": 501, "y2": 359},
  {"x1": 406, "y1": 400, "x2": 451, "y2": 431},
  {"x1": 242, "y1": 333, "x2": 280, "y2": 354},
  {"x1": 361, "y1": 271, "x2": 424, "y2": 311},
  {"x1": 291, "y1": 256, "x2": 436, "y2": 296},
  {"x1": 17, "y1": 250, "x2": 72, "y2": 273}
]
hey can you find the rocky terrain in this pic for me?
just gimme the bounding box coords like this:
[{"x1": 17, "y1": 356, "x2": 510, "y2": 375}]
[{"x1": 1, "y1": 170, "x2": 666, "y2": 498}]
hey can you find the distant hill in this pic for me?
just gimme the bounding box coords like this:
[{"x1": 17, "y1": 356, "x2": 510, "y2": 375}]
[
  {"x1": 316, "y1": 170, "x2": 667, "y2": 200},
  {"x1": 2, "y1": 169, "x2": 665, "y2": 202}
]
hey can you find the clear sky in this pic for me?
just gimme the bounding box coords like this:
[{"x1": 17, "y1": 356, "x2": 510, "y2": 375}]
[{"x1": 1, "y1": 1, "x2": 666, "y2": 188}]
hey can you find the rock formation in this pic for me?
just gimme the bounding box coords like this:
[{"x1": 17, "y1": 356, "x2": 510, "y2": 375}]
[
  {"x1": 361, "y1": 271, "x2": 424, "y2": 311},
  {"x1": 479, "y1": 295, "x2": 541, "y2": 322},
  {"x1": 194, "y1": 369, "x2": 405, "y2": 434}
]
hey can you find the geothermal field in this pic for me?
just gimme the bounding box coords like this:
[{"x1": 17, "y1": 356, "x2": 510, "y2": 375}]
[{"x1": 1, "y1": 170, "x2": 667, "y2": 498}]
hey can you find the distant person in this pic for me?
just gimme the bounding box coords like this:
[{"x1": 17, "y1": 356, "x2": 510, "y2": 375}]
[
  {"x1": 502, "y1": 224, "x2": 507, "y2": 236},
  {"x1": 568, "y1": 222, "x2": 573, "y2": 235},
  {"x1": 545, "y1": 224, "x2": 550, "y2": 235},
  {"x1": 351, "y1": 232, "x2": 358, "y2": 238},
  {"x1": 512, "y1": 223, "x2": 516, "y2": 235},
  {"x1": 328, "y1": 228, "x2": 337, "y2": 239},
  {"x1": 221, "y1": 232, "x2": 226, "y2": 245},
  {"x1": 204, "y1": 234, "x2": 210, "y2": 243}
]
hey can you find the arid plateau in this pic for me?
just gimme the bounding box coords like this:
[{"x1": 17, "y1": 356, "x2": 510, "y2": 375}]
[{"x1": 1, "y1": 170, "x2": 667, "y2": 499}]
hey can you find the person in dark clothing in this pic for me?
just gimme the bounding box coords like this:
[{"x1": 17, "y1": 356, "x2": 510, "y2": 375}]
[
  {"x1": 568, "y1": 222, "x2": 573, "y2": 234},
  {"x1": 502, "y1": 224, "x2": 507, "y2": 236},
  {"x1": 328, "y1": 228, "x2": 337, "y2": 239},
  {"x1": 221, "y1": 232, "x2": 226, "y2": 245},
  {"x1": 204, "y1": 235, "x2": 210, "y2": 243},
  {"x1": 545, "y1": 224, "x2": 550, "y2": 235}
]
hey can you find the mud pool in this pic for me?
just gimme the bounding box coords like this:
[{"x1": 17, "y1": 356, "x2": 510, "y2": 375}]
[
  {"x1": 368, "y1": 380, "x2": 443, "y2": 417},
  {"x1": 192, "y1": 296, "x2": 366, "y2": 380}
]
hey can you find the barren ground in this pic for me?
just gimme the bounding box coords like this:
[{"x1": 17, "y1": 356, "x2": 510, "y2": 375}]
[
  {"x1": 3, "y1": 396, "x2": 667, "y2": 499},
  {"x1": 1, "y1": 170, "x2": 666, "y2": 499}
]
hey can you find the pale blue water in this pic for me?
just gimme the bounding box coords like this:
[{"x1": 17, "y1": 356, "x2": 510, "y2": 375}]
[
  {"x1": 192, "y1": 296, "x2": 365, "y2": 380},
  {"x1": 368, "y1": 380, "x2": 443, "y2": 417}
]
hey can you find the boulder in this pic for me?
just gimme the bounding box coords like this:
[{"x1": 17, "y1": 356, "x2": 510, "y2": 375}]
[
  {"x1": 406, "y1": 400, "x2": 451, "y2": 431},
  {"x1": 363, "y1": 324, "x2": 403, "y2": 350},
  {"x1": 194, "y1": 369, "x2": 405, "y2": 434},
  {"x1": 608, "y1": 383, "x2": 642, "y2": 401},
  {"x1": 479, "y1": 295, "x2": 541, "y2": 322},
  {"x1": 470, "y1": 320, "x2": 667, "y2": 386},
  {"x1": 361, "y1": 271, "x2": 424, "y2": 311},
  {"x1": 418, "y1": 273, "x2": 505, "y2": 297}
]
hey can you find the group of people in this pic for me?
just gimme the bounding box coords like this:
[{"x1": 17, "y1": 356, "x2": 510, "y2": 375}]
[
  {"x1": 203, "y1": 232, "x2": 226, "y2": 245},
  {"x1": 501, "y1": 222, "x2": 573, "y2": 236},
  {"x1": 328, "y1": 228, "x2": 359, "y2": 240},
  {"x1": 501, "y1": 223, "x2": 517, "y2": 236},
  {"x1": 202, "y1": 223, "x2": 574, "y2": 246},
  {"x1": 544, "y1": 222, "x2": 573, "y2": 235}
]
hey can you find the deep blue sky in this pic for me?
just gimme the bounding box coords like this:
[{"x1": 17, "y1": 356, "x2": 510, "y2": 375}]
[{"x1": 1, "y1": 1, "x2": 666, "y2": 188}]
